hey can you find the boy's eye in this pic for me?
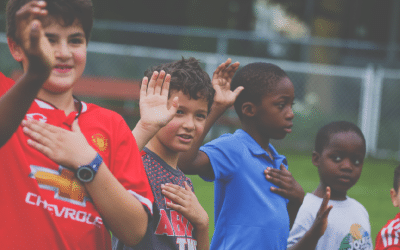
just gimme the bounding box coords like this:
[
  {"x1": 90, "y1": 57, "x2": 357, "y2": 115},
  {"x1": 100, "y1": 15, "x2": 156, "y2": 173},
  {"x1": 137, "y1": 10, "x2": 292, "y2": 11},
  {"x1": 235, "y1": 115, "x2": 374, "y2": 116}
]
[
  {"x1": 196, "y1": 114, "x2": 206, "y2": 119},
  {"x1": 353, "y1": 158, "x2": 362, "y2": 165},
  {"x1": 176, "y1": 110, "x2": 184, "y2": 115},
  {"x1": 47, "y1": 37, "x2": 56, "y2": 44},
  {"x1": 332, "y1": 155, "x2": 342, "y2": 162},
  {"x1": 70, "y1": 38, "x2": 84, "y2": 44}
]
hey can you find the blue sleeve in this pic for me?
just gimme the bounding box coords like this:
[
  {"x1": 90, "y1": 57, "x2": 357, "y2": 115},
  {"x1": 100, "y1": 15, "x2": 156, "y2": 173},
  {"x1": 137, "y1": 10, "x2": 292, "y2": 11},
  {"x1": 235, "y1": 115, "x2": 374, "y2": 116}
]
[{"x1": 199, "y1": 134, "x2": 238, "y2": 182}]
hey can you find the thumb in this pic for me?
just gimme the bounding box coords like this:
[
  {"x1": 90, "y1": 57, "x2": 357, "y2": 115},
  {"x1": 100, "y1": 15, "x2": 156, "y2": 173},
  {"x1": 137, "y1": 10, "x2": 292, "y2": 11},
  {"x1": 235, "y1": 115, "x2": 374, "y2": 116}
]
[
  {"x1": 169, "y1": 96, "x2": 179, "y2": 115},
  {"x1": 28, "y1": 20, "x2": 41, "y2": 50},
  {"x1": 233, "y1": 86, "x2": 244, "y2": 97},
  {"x1": 184, "y1": 182, "x2": 191, "y2": 192},
  {"x1": 280, "y1": 164, "x2": 288, "y2": 171},
  {"x1": 71, "y1": 119, "x2": 81, "y2": 132}
]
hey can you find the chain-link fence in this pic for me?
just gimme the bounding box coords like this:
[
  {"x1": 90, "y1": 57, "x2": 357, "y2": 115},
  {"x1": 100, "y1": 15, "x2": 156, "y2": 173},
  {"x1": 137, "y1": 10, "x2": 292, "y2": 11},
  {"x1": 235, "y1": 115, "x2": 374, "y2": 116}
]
[{"x1": 1, "y1": 30, "x2": 399, "y2": 160}]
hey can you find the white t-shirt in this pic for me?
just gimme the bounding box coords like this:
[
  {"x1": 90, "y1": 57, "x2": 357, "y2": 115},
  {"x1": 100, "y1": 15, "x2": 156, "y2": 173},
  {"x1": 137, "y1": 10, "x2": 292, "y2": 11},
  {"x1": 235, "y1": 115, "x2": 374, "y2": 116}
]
[{"x1": 287, "y1": 193, "x2": 373, "y2": 250}]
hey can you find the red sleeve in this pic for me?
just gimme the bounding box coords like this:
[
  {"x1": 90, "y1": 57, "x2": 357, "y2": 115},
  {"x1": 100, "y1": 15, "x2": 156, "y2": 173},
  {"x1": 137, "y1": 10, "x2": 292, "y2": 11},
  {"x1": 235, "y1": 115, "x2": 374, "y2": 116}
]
[
  {"x1": 0, "y1": 72, "x2": 16, "y2": 97},
  {"x1": 376, "y1": 219, "x2": 400, "y2": 250},
  {"x1": 108, "y1": 117, "x2": 154, "y2": 214}
]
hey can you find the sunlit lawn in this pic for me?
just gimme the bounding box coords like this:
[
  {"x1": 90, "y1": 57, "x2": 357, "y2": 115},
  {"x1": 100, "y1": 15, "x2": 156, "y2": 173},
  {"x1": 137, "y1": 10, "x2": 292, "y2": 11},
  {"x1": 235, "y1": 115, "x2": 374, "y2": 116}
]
[{"x1": 190, "y1": 150, "x2": 399, "y2": 245}]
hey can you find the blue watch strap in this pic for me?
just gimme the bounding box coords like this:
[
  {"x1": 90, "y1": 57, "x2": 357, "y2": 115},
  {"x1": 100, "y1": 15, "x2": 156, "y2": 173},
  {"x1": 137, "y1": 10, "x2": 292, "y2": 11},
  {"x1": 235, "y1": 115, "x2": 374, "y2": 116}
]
[{"x1": 89, "y1": 153, "x2": 103, "y2": 173}]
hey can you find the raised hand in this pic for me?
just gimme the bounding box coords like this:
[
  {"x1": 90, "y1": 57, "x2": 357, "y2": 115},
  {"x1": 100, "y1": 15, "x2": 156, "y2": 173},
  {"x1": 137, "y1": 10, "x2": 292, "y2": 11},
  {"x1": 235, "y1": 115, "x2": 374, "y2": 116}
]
[
  {"x1": 311, "y1": 186, "x2": 333, "y2": 238},
  {"x1": 161, "y1": 182, "x2": 209, "y2": 228},
  {"x1": 138, "y1": 71, "x2": 178, "y2": 129},
  {"x1": 16, "y1": 1, "x2": 55, "y2": 78},
  {"x1": 264, "y1": 164, "x2": 305, "y2": 204},
  {"x1": 132, "y1": 71, "x2": 179, "y2": 150},
  {"x1": 22, "y1": 119, "x2": 97, "y2": 170},
  {"x1": 212, "y1": 58, "x2": 243, "y2": 108}
]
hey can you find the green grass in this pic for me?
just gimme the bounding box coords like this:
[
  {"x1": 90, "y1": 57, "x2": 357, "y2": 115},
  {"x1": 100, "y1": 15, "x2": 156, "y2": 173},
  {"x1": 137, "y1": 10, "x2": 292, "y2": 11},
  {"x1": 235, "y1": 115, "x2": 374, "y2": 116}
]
[{"x1": 189, "y1": 150, "x2": 399, "y2": 245}]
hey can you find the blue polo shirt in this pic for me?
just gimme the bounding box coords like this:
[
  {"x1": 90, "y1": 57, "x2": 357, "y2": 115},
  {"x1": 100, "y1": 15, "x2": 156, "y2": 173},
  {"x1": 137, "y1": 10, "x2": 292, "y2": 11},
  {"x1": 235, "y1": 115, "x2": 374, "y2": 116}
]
[{"x1": 200, "y1": 129, "x2": 290, "y2": 250}]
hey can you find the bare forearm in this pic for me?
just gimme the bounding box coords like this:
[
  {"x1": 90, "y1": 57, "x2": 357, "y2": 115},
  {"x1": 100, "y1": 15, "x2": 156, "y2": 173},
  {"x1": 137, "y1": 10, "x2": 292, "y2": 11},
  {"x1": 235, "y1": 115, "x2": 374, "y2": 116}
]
[
  {"x1": 132, "y1": 120, "x2": 160, "y2": 151},
  {"x1": 0, "y1": 72, "x2": 47, "y2": 146},
  {"x1": 85, "y1": 164, "x2": 148, "y2": 246},
  {"x1": 194, "y1": 223, "x2": 210, "y2": 250}
]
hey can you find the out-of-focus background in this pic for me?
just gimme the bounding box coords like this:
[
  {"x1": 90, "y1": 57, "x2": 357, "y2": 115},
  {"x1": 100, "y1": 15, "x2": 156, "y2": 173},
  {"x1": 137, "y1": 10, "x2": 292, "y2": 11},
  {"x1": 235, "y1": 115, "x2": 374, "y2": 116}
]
[{"x1": 1, "y1": 0, "x2": 399, "y2": 244}]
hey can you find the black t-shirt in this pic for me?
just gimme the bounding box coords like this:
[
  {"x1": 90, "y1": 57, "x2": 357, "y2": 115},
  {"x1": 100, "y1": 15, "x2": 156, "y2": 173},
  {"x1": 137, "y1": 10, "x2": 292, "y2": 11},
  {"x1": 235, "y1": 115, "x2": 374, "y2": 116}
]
[{"x1": 113, "y1": 147, "x2": 198, "y2": 250}]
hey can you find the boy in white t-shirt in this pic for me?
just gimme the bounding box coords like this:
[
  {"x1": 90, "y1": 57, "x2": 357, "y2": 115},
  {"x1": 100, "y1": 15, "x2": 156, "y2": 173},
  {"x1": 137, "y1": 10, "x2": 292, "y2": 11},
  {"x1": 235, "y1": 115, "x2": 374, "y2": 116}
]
[{"x1": 287, "y1": 121, "x2": 373, "y2": 250}]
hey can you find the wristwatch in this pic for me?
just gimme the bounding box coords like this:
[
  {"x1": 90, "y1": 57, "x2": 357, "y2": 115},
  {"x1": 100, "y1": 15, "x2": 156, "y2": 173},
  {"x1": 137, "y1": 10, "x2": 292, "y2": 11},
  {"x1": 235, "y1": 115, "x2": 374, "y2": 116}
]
[{"x1": 76, "y1": 153, "x2": 103, "y2": 183}]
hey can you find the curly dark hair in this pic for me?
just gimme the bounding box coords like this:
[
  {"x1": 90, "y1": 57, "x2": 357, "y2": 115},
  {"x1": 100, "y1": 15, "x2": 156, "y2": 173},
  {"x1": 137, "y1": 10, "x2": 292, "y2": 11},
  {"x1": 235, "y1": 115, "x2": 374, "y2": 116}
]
[
  {"x1": 7, "y1": 0, "x2": 93, "y2": 43},
  {"x1": 230, "y1": 62, "x2": 288, "y2": 119},
  {"x1": 144, "y1": 57, "x2": 215, "y2": 113},
  {"x1": 314, "y1": 121, "x2": 366, "y2": 154}
]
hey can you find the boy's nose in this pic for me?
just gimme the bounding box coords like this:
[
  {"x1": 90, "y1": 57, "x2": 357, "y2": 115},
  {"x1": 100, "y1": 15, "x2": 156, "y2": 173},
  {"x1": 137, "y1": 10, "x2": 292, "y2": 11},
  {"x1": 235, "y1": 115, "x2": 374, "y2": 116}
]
[
  {"x1": 340, "y1": 158, "x2": 353, "y2": 171},
  {"x1": 286, "y1": 107, "x2": 294, "y2": 120},
  {"x1": 182, "y1": 117, "x2": 195, "y2": 131},
  {"x1": 55, "y1": 43, "x2": 71, "y2": 58}
]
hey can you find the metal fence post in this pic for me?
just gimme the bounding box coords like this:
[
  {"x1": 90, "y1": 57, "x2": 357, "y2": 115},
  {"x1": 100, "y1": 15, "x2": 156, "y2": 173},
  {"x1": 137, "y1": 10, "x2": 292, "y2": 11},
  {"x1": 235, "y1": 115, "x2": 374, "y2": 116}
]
[{"x1": 359, "y1": 64, "x2": 375, "y2": 156}]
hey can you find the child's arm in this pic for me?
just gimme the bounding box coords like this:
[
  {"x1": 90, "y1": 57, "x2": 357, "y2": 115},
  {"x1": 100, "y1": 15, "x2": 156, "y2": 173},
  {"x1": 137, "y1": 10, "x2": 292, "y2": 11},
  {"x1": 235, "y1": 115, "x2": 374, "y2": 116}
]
[
  {"x1": 132, "y1": 71, "x2": 178, "y2": 151},
  {"x1": 264, "y1": 164, "x2": 305, "y2": 228},
  {"x1": 22, "y1": 119, "x2": 148, "y2": 246},
  {"x1": 288, "y1": 187, "x2": 333, "y2": 250},
  {"x1": 178, "y1": 58, "x2": 243, "y2": 178},
  {"x1": 161, "y1": 182, "x2": 210, "y2": 250},
  {"x1": 0, "y1": 1, "x2": 54, "y2": 147}
]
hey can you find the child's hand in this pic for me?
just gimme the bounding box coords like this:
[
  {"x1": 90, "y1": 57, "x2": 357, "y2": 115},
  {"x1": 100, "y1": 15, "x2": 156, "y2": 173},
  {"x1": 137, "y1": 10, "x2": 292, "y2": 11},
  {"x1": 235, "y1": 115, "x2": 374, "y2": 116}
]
[
  {"x1": 212, "y1": 58, "x2": 243, "y2": 109},
  {"x1": 310, "y1": 187, "x2": 333, "y2": 238},
  {"x1": 162, "y1": 182, "x2": 209, "y2": 229},
  {"x1": 264, "y1": 164, "x2": 305, "y2": 204},
  {"x1": 16, "y1": 1, "x2": 55, "y2": 78},
  {"x1": 138, "y1": 71, "x2": 178, "y2": 131},
  {"x1": 22, "y1": 119, "x2": 97, "y2": 170}
]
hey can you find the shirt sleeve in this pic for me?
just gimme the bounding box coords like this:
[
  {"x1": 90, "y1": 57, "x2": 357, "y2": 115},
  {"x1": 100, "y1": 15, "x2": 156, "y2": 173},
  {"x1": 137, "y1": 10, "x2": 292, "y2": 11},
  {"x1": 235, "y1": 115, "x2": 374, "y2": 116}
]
[
  {"x1": 199, "y1": 134, "x2": 238, "y2": 182},
  {"x1": 287, "y1": 199, "x2": 316, "y2": 248},
  {"x1": 108, "y1": 117, "x2": 154, "y2": 214},
  {"x1": 0, "y1": 72, "x2": 16, "y2": 97}
]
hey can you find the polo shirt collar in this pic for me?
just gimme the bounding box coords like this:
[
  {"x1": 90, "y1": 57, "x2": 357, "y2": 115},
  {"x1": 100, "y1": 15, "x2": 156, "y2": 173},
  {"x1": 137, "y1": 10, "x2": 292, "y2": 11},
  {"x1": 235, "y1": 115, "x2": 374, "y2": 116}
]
[{"x1": 235, "y1": 129, "x2": 287, "y2": 164}]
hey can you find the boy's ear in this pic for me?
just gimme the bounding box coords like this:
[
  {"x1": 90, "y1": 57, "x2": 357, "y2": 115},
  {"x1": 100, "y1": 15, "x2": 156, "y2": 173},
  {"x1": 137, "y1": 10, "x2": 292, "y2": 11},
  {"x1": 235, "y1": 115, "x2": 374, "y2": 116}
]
[
  {"x1": 390, "y1": 188, "x2": 399, "y2": 207},
  {"x1": 242, "y1": 102, "x2": 257, "y2": 118},
  {"x1": 312, "y1": 151, "x2": 320, "y2": 167},
  {"x1": 7, "y1": 37, "x2": 25, "y2": 62}
]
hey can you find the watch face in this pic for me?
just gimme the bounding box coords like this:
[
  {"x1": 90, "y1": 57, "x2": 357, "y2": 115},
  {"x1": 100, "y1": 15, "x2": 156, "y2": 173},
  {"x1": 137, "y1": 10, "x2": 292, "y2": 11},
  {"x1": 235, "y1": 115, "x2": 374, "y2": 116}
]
[{"x1": 77, "y1": 166, "x2": 94, "y2": 182}]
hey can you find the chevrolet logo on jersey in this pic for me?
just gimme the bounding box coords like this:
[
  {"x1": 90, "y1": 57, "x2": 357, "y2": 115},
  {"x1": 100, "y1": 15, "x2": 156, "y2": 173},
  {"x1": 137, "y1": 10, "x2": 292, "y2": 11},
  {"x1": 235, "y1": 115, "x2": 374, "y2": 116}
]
[{"x1": 29, "y1": 165, "x2": 91, "y2": 207}]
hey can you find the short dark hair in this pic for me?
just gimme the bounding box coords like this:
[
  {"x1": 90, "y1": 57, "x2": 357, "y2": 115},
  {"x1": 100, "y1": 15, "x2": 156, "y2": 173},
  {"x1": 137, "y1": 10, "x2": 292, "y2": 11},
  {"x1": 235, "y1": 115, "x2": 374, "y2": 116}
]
[
  {"x1": 231, "y1": 62, "x2": 288, "y2": 119},
  {"x1": 393, "y1": 164, "x2": 400, "y2": 192},
  {"x1": 6, "y1": 0, "x2": 93, "y2": 43},
  {"x1": 314, "y1": 121, "x2": 366, "y2": 154},
  {"x1": 144, "y1": 57, "x2": 215, "y2": 113}
]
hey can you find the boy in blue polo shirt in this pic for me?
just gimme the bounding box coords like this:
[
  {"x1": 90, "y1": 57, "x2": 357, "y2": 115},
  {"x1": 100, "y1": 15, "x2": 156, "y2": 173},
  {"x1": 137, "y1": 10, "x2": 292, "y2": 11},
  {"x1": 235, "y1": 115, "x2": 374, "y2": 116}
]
[{"x1": 178, "y1": 62, "x2": 304, "y2": 249}]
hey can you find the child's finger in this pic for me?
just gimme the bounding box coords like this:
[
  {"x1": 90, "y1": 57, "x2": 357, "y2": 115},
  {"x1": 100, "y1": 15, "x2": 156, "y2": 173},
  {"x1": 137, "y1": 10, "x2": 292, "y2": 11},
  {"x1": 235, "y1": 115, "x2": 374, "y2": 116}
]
[
  {"x1": 160, "y1": 74, "x2": 171, "y2": 97},
  {"x1": 154, "y1": 70, "x2": 165, "y2": 94},
  {"x1": 162, "y1": 189, "x2": 186, "y2": 206},
  {"x1": 168, "y1": 96, "x2": 179, "y2": 116},
  {"x1": 27, "y1": 138, "x2": 52, "y2": 157},
  {"x1": 147, "y1": 71, "x2": 159, "y2": 95},
  {"x1": 140, "y1": 77, "x2": 149, "y2": 97},
  {"x1": 166, "y1": 201, "x2": 183, "y2": 211},
  {"x1": 270, "y1": 186, "x2": 288, "y2": 197}
]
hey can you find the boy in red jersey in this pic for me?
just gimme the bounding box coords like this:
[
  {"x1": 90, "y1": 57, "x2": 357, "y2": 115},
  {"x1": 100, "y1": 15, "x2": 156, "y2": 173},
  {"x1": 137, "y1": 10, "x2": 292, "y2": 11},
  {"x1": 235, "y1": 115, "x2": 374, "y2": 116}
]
[
  {"x1": 0, "y1": 0, "x2": 54, "y2": 147},
  {"x1": 375, "y1": 164, "x2": 400, "y2": 250},
  {"x1": 1, "y1": 0, "x2": 154, "y2": 249}
]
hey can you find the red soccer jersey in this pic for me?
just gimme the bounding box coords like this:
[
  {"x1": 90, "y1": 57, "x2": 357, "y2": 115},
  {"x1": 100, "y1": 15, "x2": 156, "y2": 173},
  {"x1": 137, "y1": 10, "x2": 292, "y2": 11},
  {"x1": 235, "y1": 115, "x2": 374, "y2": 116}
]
[
  {"x1": 376, "y1": 213, "x2": 400, "y2": 250},
  {"x1": 0, "y1": 73, "x2": 154, "y2": 250}
]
